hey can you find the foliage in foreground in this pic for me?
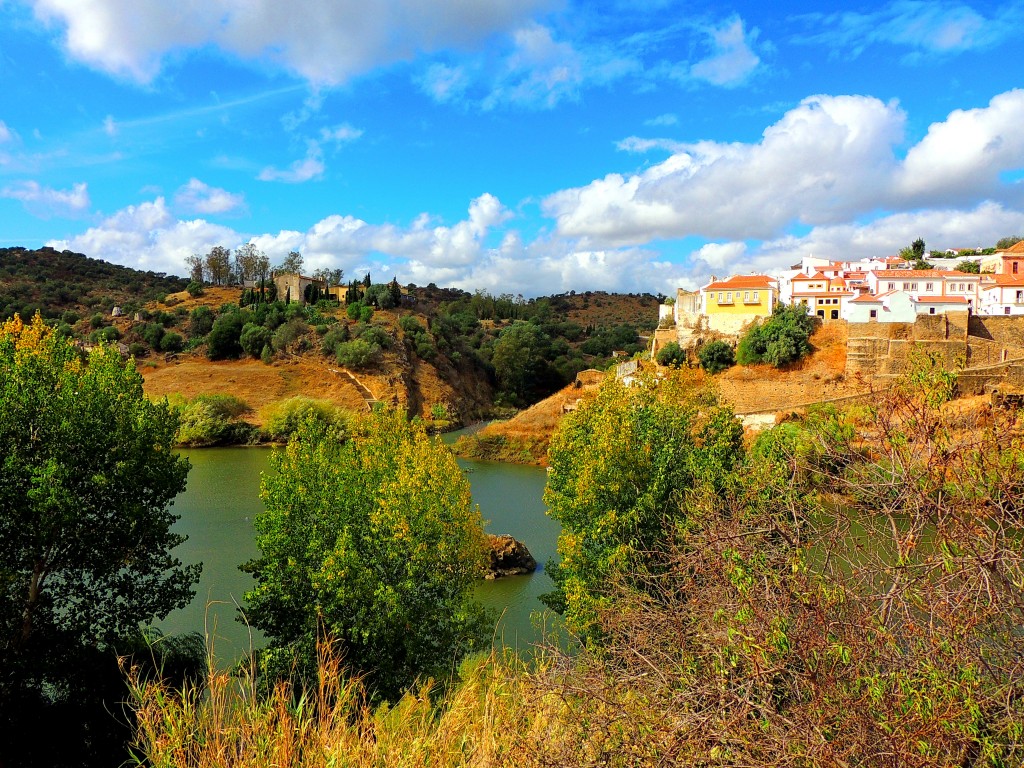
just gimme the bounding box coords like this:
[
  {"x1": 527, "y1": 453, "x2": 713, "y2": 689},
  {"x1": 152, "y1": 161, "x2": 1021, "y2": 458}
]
[
  {"x1": 243, "y1": 409, "x2": 491, "y2": 701},
  {"x1": 133, "y1": 353, "x2": 1024, "y2": 767},
  {"x1": 0, "y1": 314, "x2": 200, "y2": 764},
  {"x1": 543, "y1": 369, "x2": 743, "y2": 637}
]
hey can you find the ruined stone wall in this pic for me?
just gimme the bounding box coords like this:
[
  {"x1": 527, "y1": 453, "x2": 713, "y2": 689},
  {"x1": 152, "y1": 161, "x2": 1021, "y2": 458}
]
[{"x1": 968, "y1": 316, "x2": 1024, "y2": 348}]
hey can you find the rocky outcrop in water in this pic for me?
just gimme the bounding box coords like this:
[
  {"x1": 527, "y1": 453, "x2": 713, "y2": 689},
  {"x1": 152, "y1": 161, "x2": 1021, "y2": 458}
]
[{"x1": 485, "y1": 534, "x2": 537, "y2": 579}]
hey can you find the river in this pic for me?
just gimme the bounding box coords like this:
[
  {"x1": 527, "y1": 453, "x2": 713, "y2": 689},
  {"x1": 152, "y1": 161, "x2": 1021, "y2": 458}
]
[{"x1": 160, "y1": 443, "x2": 561, "y2": 661}]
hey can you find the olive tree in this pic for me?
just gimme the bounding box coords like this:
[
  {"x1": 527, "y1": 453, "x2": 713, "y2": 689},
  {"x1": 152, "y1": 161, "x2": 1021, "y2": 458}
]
[{"x1": 243, "y1": 409, "x2": 491, "y2": 700}]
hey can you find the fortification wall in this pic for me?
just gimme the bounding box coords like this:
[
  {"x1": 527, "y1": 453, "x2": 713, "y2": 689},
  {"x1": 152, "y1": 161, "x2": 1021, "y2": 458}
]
[{"x1": 846, "y1": 314, "x2": 1024, "y2": 384}]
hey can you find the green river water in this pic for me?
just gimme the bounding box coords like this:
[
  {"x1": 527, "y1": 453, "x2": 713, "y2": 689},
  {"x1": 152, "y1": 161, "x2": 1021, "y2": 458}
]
[{"x1": 161, "y1": 442, "x2": 562, "y2": 662}]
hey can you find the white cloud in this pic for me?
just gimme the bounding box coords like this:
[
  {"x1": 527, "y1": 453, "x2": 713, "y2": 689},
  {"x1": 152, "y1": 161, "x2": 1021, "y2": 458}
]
[
  {"x1": 47, "y1": 197, "x2": 240, "y2": 273},
  {"x1": 418, "y1": 63, "x2": 471, "y2": 104},
  {"x1": 103, "y1": 115, "x2": 117, "y2": 136},
  {"x1": 1, "y1": 180, "x2": 91, "y2": 218},
  {"x1": 896, "y1": 89, "x2": 1024, "y2": 205},
  {"x1": 684, "y1": 202, "x2": 1024, "y2": 285},
  {"x1": 543, "y1": 90, "x2": 1024, "y2": 247},
  {"x1": 173, "y1": 178, "x2": 246, "y2": 215},
  {"x1": 320, "y1": 123, "x2": 363, "y2": 145},
  {"x1": 616, "y1": 136, "x2": 687, "y2": 154},
  {"x1": 797, "y1": 0, "x2": 1019, "y2": 56},
  {"x1": 644, "y1": 114, "x2": 678, "y2": 127},
  {"x1": 28, "y1": 0, "x2": 554, "y2": 85},
  {"x1": 0, "y1": 121, "x2": 13, "y2": 143},
  {"x1": 258, "y1": 140, "x2": 325, "y2": 183},
  {"x1": 546, "y1": 94, "x2": 905, "y2": 245},
  {"x1": 483, "y1": 23, "x2": 587, "y2": 109},
  {"x1": 685, "y1": 16, "x2": 762, "y2": 87}
]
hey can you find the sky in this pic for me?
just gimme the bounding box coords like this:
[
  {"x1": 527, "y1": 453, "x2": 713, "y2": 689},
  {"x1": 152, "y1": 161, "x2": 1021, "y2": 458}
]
[{"x1": 1, "y1": 0, "x2": 1023, "y2": 297}]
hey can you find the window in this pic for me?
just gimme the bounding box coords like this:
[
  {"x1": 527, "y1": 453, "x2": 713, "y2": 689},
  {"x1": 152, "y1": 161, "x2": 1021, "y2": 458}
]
[
  {"x1": 929, "y1": 307, "x2": 936, "y2": 315},
  {"x1": 925, "y1": 282, "x2": 934, "y2": 292},
  {"x1": 718, "y1": 292, "x2": 723, "y2": 302},
  {"x1": 1006, "y1": 307, "x2": 1012, "y2": 315},
  {"x1": 753, "y1": 291, "x2": 759, "y2": 302},
  {"x1": 911, "y1": 283, "x2": 918, "y2": 291},
  {"x1": 1015, "y1": 262, "x2": 1019, "y2": 274},
  {"x1": 1016, "y1": 291, "x2": 1023, "y2": 303},
  {"x1": 903, "y1": 282, "x2": 910, "y2": 290},
  {"x1": 888, "y1": 282, "x2": 896, "y2": 291},
  {"x1": 726, "y1": 292, "x2": 732, "y2": 303},
  {"x1": 870, "y1": 309, "x2": 878, "y2": 319},
  {"x1": 830, "y1": 309, "x2": 839, "y2": 320},
  {"x1": 744, "y1": 291, "x2": 750, "y2": 302}
]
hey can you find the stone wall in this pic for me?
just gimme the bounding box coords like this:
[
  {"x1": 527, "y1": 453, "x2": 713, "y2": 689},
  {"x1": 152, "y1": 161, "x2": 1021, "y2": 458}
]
[{"x1": 847, "y1": 314, "x2": 1024, "y2": 383}]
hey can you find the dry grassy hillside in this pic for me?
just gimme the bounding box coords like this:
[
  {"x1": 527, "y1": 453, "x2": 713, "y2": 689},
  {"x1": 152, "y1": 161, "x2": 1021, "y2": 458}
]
[{"x1": 456, "y1": 323, "x2": 865, "y2": 465}]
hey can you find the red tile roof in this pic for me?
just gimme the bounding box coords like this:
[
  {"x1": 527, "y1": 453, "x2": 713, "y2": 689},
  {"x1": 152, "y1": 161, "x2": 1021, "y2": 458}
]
[
  {"x1": 987, "y1": 274, "x2": 1024, "y2": 286},
  {"x1": 913, "y1": 296, "x2": 968, "y2": 304},
  {"x1": 704, "y1": 274, "x2": 776, "y2": 291}
]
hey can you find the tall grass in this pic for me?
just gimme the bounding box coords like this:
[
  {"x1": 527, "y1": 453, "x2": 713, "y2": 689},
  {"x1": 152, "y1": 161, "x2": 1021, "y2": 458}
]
[{"x1": 128, "y1": 643, "x2": 553, "y2": 768}]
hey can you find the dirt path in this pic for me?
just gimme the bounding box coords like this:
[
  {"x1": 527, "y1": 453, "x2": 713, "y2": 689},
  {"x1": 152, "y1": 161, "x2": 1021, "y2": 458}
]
[{"x1": 329, "y1": 368, "x2": 377, "y2": 411}]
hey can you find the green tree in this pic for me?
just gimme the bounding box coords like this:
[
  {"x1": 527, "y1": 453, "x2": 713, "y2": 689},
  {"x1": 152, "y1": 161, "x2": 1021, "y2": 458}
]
[
  {"x1": 655, "y1": 341, "x2": 687, "y2": 367},
  {"x1": 0, "y1": 315, "x2": 199, "y2": 756},
  {"x1": 955, "y1": 259, "x2": 981, "y2": 273},
  {"x1": 996, "y1": 235, "x2": 1022, "y2": 250},
  {"x1": 206, "y1": 312, "x2": 246, "y2": 359},
  {"x1": 736, "y1": 303, "x2": 814, "y2": 367},
  {"x1": 239, "y1": 322, "x2": 273, "y2": 358},
  {"x1": 243, "y1": 410, "x2": 490, "y2": 700},
  {"x1": 543, "y1": 371, "x2": 744, "y2": 637},
  {"x1": 697, "y1": 339, "x2": 735, "y2": 373},
  {"x1": 491, "y1": 322, "x2": 549, "y2": 404}
]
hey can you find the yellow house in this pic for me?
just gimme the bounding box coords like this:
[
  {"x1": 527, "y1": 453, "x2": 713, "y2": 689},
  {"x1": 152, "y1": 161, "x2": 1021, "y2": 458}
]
[{"x1": 699, "y1": 274, "x2": 778, "y2": 335}]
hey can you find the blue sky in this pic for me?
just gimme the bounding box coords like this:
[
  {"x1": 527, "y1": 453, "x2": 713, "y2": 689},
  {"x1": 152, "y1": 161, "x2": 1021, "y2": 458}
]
[{"x1": 2, "y1": 0, "x2": 1023, "y2": 296}]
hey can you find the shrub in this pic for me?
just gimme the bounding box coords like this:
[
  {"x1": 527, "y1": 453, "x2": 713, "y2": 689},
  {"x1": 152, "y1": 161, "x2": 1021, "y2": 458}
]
[
  {"x1": 354, "y1": 323, "x2": 391, "y2": 349},
  {"x1": 160, "y1": 332, "x2": 184, "y2": 353},
  {"x1": 239, "y1": 323, "x2": 273, "y2": 358},
  {"x1": 61, "y1": 310, "x2": 80, "y2": 325},
  {"x1": 271, "y1": 318, "x2": 308, "y2": 353},
  {"x1": 335, "y1": 339, "x2": 380, "y2": 369},
  {"x1": 261, "y1": 396, "x2": 350, "y2": 441},
  {"x1": 656, "y1": 341, "x2": 687, "y2": 367},
  {"x1": 206, "y1": 313, "x2": 245, "y2": 360},
  {"x1": 189, "y1": 306, "x2": 214, "y2": 337},
  {"x1": 320, "y1": 325, "x2": 350, "y2": 357},
  {"x1": 697, "y1": 340, "x2": 735, "y2": 374},
  {"x1": 186, "y1": 281, "x2": 204, "y2": 297},
  {"x1": 175, "y1": 394, "x2": 256, "y2": 446},
  {"x1": 736, "y1": 304, "x2": 814, "y2": 367},
  {"x1": 359, "y1": 305, "x2": 374, "y2": 323}
]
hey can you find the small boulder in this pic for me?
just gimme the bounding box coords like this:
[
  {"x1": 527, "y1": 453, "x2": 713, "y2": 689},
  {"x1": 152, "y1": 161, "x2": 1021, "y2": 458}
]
[{"x1": 485, "y1": 534, "x2": 537, "y2": 579}]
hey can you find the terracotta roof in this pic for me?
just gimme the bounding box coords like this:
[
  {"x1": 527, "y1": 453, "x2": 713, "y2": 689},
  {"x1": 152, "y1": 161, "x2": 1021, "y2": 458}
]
[
  {"x1": 792, "y1": 272, "x2": 828, "y2": 281},
  {"x1": 870, "y1": 269, "x2": 978, "y2": 279},
  {"x1": 998, "y1": 240, "x2": 1024, "y2": 254},
  {"x1": 851, "y1": 291, "x2": 891, "y2": 303},
  {"x1": 913, "y1": 296, "x2": 969, "y2": 304},
  {"x1": 704, "y1": 274, "x2": 776, "y2": 291},
  {"x1": 987, "y1": 274, "x2": 1024, "y2": 286}
]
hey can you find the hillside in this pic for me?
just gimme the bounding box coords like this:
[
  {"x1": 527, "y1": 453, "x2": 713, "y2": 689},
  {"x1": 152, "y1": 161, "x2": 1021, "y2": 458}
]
[
  {"x1": 455, "y1": 323, "x2": 861, "y2": 465},
  {"x1": 0, "y1": 246, "x2": 188, "y2": 320}
]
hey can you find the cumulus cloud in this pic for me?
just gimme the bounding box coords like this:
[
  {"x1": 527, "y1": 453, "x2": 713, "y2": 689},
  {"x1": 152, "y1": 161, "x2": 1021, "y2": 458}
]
[
  {"x1": 258, "y1": 140, "x2": 325, "y2": 183},
  {"x1": 1, "y1": 180, "x2": 90, "y2": 218},
  {"x1": 28, "y1": 0, "x2": 554, "y2": 85},
  {"x1": 797, "y1": 0, "x2": 1019, "y2": 57},
  {"x1": 543, "y1": 90, "x2": 1024, "y2": 247},
  {"x1": 47, "y1": 197, "x2": 240, "y2": 273},
  {"x1": 0, "y1": 121, "x2": 13, "y2": 143},
  {"x1": 173, "y1": 178, "x2": 246, "y2": 215}
]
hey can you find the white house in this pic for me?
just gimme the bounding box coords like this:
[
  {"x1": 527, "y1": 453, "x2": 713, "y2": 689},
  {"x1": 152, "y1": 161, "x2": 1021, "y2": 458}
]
[{"x1": 979, "y1": 274, "x2": 1024, "y2": 316}]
